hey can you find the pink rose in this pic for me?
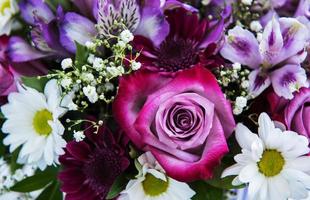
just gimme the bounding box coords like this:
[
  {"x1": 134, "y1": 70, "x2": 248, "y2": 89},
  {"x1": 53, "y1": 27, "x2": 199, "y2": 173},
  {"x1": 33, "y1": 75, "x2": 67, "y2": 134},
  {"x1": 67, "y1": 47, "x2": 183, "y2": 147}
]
[
  {"x1": 113, "y1": 65, "x2": 235, "y2": 181},
  {"x1": 285, "y1": 88, "x2": 310, "y2": 138}
]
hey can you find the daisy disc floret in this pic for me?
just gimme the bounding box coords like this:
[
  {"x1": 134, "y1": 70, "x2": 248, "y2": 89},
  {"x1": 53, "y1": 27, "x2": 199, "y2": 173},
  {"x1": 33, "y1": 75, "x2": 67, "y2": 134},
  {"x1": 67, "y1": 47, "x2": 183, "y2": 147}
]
[
  {"x1": 222, "y1": 113, "x2": 310, "y2": 200},
  {"x1": 1, "y1": 79, "x2": 68, "y2": 170}
]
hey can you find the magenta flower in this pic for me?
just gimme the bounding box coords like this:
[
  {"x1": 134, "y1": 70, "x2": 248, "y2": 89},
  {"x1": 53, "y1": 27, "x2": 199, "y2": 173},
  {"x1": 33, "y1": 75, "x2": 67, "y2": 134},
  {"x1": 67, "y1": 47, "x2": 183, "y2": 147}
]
[
  {"x1": 58, "y1": 125, "x2": 129, "y2": 200},
  {"x1": 221, "y1": 17, "x2": 309, "y2": 99},
  {"x1": 113, "y1": 65, "x2": 235, "y2": 182},
  {"x1": 133, "y1": 7, "x2": 224, "y2": 72},
  {"x1": 285, "y1": 88, "x2": 310, "y2": 138}
]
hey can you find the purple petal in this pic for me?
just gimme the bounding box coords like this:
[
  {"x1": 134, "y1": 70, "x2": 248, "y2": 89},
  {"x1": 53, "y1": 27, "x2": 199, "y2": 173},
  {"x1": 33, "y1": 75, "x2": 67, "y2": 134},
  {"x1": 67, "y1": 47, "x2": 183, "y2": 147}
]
[
  {"x1": 134, "y1": 7, "x2": 170, "y2": 46},
  {"x1": 164, "y1": 0, "x2": 198, "y2": 12},
  {"x1": 220, "y1": 26, "x2": 261, "y2": 69},
  {"x1": 199, "y1": 18, "x2": 224, "y2": 49},
  {"x1": 59, "y1": 12, "x2": 97, "y2": 53},
  {"x1": 277, "y1": 18, "x2": 309, "y2": 62},
  {"x1": 249, "y1": 69, "x2": 271, "y2": 97},
  {"x1": 271, "y1": 64, "x2": 309, "y2": 99},
  {"x1": 270, "y1": 0, "x2": 287, "y2": 8},
  {"x1": 71, "y1": 0, "x2": 97, "y2": 19},
  {"x1": 260, "y1": 17, "x2": 284, "y2": 66},
  {"x1": 7, "y1": 37, "x2": 48, "y2": 62},
  {"x1": 294, "y1": 0, "x2": 310, "y2": 18},
  {"x1": 19, "y1": 0, "x2": 54, "y2": 25}
]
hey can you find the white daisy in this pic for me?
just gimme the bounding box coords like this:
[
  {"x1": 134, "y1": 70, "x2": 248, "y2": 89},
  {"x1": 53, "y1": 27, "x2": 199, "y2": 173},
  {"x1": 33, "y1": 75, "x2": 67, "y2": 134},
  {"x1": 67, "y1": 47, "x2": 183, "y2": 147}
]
[
  {"x1": 0, "y1": 0, "x2": 19, "y2": 36},
  {"x1": 119, "y1": 152, "x2": 196, "y2": 200},
  {"x1": 222, "y1": 113, "x2": 310, "y2": 200},
  {"x1": 1, "y1": 79, "x2": 68, "y2": 170}
]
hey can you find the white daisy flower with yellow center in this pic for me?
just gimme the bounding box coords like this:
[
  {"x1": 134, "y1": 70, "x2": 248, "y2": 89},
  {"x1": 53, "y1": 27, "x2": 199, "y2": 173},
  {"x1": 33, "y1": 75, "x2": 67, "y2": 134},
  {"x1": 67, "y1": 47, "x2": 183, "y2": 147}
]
[
  {"x1": 0, "y1": 0, "x2": 19, "y2": 36},
  {"x1": 1, "y1": 79, "x2": 68, "y2": 170},
  {"x1": 222, "y1": 113, "x2": 310, "y2": 200},
  {"x1": 119, "y1": 152, "x2": 196, "y2": 200}
]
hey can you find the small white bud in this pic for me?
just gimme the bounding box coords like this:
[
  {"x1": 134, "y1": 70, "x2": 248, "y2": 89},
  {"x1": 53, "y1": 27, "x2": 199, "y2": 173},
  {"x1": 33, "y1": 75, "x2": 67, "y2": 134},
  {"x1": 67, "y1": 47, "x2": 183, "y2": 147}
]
[
  {"x1": 85, "y1": 41, "x2": 96, "y2": 49},
  {"x1": 73, "y1": 131, "x2": 85, "y2": 142},
  {"x1": 93, "y1": 57, "x2": 104, "y2": 71},
  {"x1": 120, "y1": 30, "x2": 134, "y2": 43},
  {"x1": 232, "y1": 63, "x2": 241, "y2": 71},
  {"x1": 250, "y1": 21, "x2": 262, "y2": 32},
  {"x1": 241, "y1": 0, "x2": 252, "y2": 5},
  {"x1": 60, "y1": 78, "x2": 72, "y2": 88},
  {"x1": 233, "y1": 107, "x2": 243, "y2": 115},
  {"x1": 83, "y1": 85, "x2": 98, "y2": 103},
  {"x1": 235, "y1": 96, "x2": 247, "y2": 108},
  {"x1": 61, "y1": 58, "x2": 73, "y2": 70},
  {"x1": 131, "y1": 61, "x2": 141, "y2": 71}
]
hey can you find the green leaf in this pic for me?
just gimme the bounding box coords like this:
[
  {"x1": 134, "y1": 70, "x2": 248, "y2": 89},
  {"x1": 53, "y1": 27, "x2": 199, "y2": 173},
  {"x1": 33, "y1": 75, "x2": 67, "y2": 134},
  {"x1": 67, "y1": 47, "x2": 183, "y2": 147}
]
[
  {"x1": 75, "y1": 42, "x2": 89, "y2": 69},
  {"x1": 106, "y1": 174, "x2": 128, "y2": 199},
  {"x1": 190, "y1": 181, "x2": 223, "y2": 200},
  {"x1": 0, "y1": 112, "x2": 4, "y2": 119},
  {"x1": 44, "y1": 0, "x2": 71, "y2": 11},
  {"x1": 10, "y1": 147, "x2": 22, "y2": 173},
  {"x1": 21, "y1": 76, "x2": 49, "y2": 93},
  {"x1": 11, "y1": 167, "x2": 58, "y2": 192},
  {"x1": 36, "y1": 181, "x2": 62, "y2": 200}
]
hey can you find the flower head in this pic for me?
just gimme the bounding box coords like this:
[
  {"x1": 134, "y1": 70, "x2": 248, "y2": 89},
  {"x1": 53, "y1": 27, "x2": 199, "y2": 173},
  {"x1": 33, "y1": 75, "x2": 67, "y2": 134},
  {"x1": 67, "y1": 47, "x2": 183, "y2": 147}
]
[
  {"x1": 1, "y1": 79, "x2": 68, "y2": 170},
  {"x1": 58, "y1": 124, "x2": 129, "y2": 200},
  {"x1": 220, "y1": 17, "x2": 309, "y2": 99},
  {"x1": 222, "y1": 113, "x2": 310, "y2": 200},
  {"x1": 119, "y1": 152, "x2": 195, "y2": 200},
  {"x1": 0, "y1": 0, "x2": 19, "y2": 36},
  {"x1": 133, "y1": 7, "x2": 224, "y2": 72}
]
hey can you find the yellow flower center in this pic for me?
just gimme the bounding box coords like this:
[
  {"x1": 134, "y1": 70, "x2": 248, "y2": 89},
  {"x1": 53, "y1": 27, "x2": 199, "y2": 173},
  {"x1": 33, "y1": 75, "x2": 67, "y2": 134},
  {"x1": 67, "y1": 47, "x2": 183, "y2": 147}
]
[
  {"x1": 0, "y1": 0, "x2": 10, "y2": 15},
  {"x1": 142, "y1": 173, "x2": 169, "y2": 196},
  {"x1": 33, "y1": 109, "x2": 53, "y2": 136},
  {"x1": 258, "y1": 149, "x2": 285, "y2": 177}
]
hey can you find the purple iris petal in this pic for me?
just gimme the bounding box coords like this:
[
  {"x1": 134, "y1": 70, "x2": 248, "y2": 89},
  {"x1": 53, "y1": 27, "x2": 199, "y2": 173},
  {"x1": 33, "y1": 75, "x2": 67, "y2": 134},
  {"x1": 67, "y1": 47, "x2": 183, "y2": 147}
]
[
  {"x1": 19, "y1": 0, "x2": 55, "y2": 25},
  {"x1": 59, "y1": 12, "x2": 97, "y2": 53}
]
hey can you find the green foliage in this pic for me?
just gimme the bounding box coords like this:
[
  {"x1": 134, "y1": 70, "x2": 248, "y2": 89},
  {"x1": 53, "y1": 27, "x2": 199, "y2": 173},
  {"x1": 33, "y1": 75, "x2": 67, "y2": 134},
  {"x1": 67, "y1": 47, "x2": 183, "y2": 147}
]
[
  {"x1": 44, "y1": 0, "x2": 71, "y2": 11},
  {"x1": 75, "y1": 42, "x2": 89, "y2": 69},
  {"x1": 36, "y1": 181, "x2": 62, "y2": 200},
  {"x1": 106, "y1": 174, "x2": 128, "y2": 199},
  {"x1": 190, "y1": 181, "x2": 223, "y2": 200},
  {"x1": 10, "y1": 147, "x2": 23, "y2": 173},
  {"x1": 21, "y1": 76, "x2": 49, "y2": 93},
  {"x1": 11, "y1": 167, "x2": 58, "y2": 193}
]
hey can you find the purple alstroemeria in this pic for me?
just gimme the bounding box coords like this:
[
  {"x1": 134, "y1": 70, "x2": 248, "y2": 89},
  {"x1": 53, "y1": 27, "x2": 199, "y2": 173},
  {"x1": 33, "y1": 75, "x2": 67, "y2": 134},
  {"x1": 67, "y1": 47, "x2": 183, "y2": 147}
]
[
  {"x1": 18, "y1": 0, "x2": 97, "y2": 56},
  {"x1": 220, "y1": 17, "x2": 309, "y2": 99}
]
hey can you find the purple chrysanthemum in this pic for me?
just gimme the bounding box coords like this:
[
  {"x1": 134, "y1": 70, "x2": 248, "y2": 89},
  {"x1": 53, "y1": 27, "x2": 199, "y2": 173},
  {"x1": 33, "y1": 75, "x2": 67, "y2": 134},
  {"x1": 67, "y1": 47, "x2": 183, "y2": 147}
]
[
  {"x1": 58, "y1": 125, "x2": 129, "y2": 200},
  {"x1": 133, "y1": 7, "x2": 225, "y2": 72}
]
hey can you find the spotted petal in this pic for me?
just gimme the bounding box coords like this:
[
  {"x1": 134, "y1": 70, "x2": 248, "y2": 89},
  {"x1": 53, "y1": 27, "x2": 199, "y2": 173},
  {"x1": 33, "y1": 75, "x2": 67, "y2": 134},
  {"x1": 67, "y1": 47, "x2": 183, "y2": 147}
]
[
  {"x1": 270, "y1": 64, "x2": 309, "y2": 100},
  {"x1": 220, "y1": 26, "x2": 261, "y2": 69},
  {"x1": 248, "y1": 69, "x2": 271, "y2": 97}
]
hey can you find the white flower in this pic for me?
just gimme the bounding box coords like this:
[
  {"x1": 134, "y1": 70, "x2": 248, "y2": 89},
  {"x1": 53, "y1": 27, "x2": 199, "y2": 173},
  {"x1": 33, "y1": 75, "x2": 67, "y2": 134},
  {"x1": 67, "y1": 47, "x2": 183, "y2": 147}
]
[
  {"x1": 256, "y1": 32, "x2": 263, "y2": 42},
  {"x1": 93, "y1": 57, "x2": 104, "y2": 71},
  {"x1": 222, "y1": 113, "x2": 310, "y2": 200},
  {"x1": 131, "y1": 61, "x2": 141, "y2": 71},
  {"x1": 232, "y1": 62, "x2": 241, "y2": 71},
  {"x1": 241, "y1": 0, "x2": 252, "y2": 5},
  {"x1": 201, "y1": 0, "x2": 211, "y2": 5},
  {"x1": 87, "y1": 54, "x2": 95, "y2": 64},
  {"x1": 83, "y1": 85, "x2": 98, "y2": 103},
  {"x1": 1, "y1": 80, "x2": 68, "y2": 170},
  {"x1": 250, "y1": 20, "x2": 262, "y2": 32},
  {"x1": 241, "y1": 80, "x2": 250, "y2": 89},
  {"x1": 233, "y1": 106, "x2": 243, "y2": 115},
  {"x1": 106, "y1": 66, "x2": 124, "y2": 77},
  {"x1": 119, "y1": 152, "x2": 195, "y2": 200},
  {"x1": 85, "y1": 41, "x2": 96, "y2": 49},
  {"x1": 117, "y1": 40, "x2": 127, "y2": 48},
  {"x1": 61, "y1": 58, "x2": 73, "y2": 70},
  {"x1": 0, "y1": 0, "x2": 19, "y2": 36},
  {"x1": 73, "y1": 131, "x2": 85, "y2": 142},
  {"x1": 81, "y1": 72, "x2": 95, "y2": 82},
  {"x1": 235, "y1": 96, "x2": 247, "y2": 108},
  {"x1": 120, "y1": 30, "x2": 134, "y2": 43},
  {"x1": 60, "y1": 78, "x2": 72, "y2": 88}
]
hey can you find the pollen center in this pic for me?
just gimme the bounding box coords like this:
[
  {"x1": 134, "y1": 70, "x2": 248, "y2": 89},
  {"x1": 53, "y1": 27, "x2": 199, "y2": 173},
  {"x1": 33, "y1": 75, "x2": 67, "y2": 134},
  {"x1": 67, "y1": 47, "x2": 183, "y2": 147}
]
[
  {"x1": 0, "y1": 0, "x2": 10, "y2": 14},
  {"x1": 142, "y1": 173, "x2": 169, "y2": 196},
  {"x1": 258, "y1": 149, "x2": 285, "y2": 177},
  {"x1": 33, "y1": 109, "x2": 53, "y2": 136}
]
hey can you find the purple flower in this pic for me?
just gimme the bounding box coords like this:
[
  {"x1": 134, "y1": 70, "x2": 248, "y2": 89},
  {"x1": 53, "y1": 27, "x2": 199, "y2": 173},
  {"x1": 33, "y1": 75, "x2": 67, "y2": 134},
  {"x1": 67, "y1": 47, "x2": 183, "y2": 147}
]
[
  {"x1": 133, "y1": 8, "x2": 225, "y2": 72},
  {"x1": 285, "y1": 88, "x2": 310, "y2": 138},
  {"x1": 220, "y1": 17, "x2": 309, "y2": 99},
  {"x1": 113, "y1": 65, "x2": 235, "y2": 181},
  {"x1": 97, "y1": 0, "x2": 170, "y2": 46},
  {"x1": 58, "y1": 124, "x2": 129, "y2": 200}
]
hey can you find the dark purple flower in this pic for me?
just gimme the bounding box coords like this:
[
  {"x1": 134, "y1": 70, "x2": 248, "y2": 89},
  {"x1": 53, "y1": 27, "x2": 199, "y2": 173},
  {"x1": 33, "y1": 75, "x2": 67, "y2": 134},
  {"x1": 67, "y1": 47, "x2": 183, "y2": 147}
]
[
  {"x1": 58, "y1": 125, "x2": 129, "y2": 200},
  {"x1": 133, "y1": 7, "x2": 224, "y2": 72}
]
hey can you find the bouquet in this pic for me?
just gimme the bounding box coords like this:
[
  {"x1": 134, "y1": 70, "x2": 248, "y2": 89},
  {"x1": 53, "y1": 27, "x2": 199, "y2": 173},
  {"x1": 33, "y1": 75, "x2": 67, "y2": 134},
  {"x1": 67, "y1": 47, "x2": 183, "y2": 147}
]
[{"x1": 0, "y1": 0, "x2": 310, "y2": 199}]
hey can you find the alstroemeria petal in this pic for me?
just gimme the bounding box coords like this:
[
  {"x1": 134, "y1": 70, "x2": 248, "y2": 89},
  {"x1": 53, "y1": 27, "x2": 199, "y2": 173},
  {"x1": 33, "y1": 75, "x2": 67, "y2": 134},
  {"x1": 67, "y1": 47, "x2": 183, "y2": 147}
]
[
  {"x1": 271, "y1": 64, "x2": 309, "y2": 100},
  {"x1": 59, "y1": 12, "x2": 97, "y2": 53},
  {"x1": 19, "y1": 0, "x2": 54, "y2": 25},
  {"x1": 134, "y1": 6, "x2": 169, "y2": 46},
  {"x1": 260, "y1": 17, "x2": 283, "y2": 66},
  {"x1": 220, "y1": 26, "x2": 261, "y2": 69},
  {"x1": 278, "y1": 18, "x2": 309, "y2": 62},
  {"x1": 249, "y1": 69, "x2": 271, "y2": 98}
]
